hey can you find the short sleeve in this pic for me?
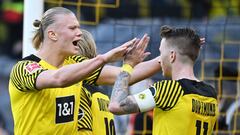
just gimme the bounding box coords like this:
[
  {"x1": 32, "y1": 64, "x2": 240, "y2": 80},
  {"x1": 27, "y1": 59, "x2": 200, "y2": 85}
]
[
  {"x1": 10, "y1": 60, "x2": 46, "y2": 92},
  {"x1": 152, "y1": 80, "x2": 183, "y2": 111}
]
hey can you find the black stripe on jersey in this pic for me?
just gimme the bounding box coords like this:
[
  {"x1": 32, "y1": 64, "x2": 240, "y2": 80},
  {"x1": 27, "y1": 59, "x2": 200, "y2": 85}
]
[
  {"x1": 10, "y1": 60, "x2": 44, "y2": 92},
  {"x1": 78, "y1": 119, "x2": 92, "y2": 130},
  {"x1": 162, "y1": 81, "x2": 178, "y2": 110},
  {"x1": 82, "y1": 83, "x2": 108, "y2": 95},
  {"x1": 80, "y1": 98, "x2": 91, "y2": 116},
  {"x1": 177, "y1": 79, "x2": 217, "y2": 99},
  {"x1": 22, "y1": 54, "x2": 41, "y2": 62},
  {"x1": 68, "y1": 55, "x2": 87, "y2": 62},
  {"x1": 77, "y1": 127, "x2": 92, "y2": 131},
  {"x1": 83, "y1": 66, "x2": 103, "y2": 85},
  {"x1": 167, "y1": 85, "x2": 182, "y2": 109},
  {"x1": 81, "y1": 87, "x2": 92, "y2": 105},
  {"x1": 78, "y1": 87, "x2": 93, "y2": 130},
  {"x1": 79, "y1": 104, "x2": 92, "y2": 121},
  {"x1": 154, "y1": 80, "x2": 184, "y2": 111},
  {"x1": 160, "y1": 81, "x2": 172, "y2": 108}
]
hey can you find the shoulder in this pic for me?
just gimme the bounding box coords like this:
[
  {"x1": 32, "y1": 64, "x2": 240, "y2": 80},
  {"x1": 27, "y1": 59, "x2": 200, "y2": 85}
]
[
  {"x1": 177, "y1": 79, "x2": 217, "y2": 99},
  {"x1": 11, "y1": 55, "x2": 44, "y2": 76},
  {"x1": 10, "y1": 55, "x2": 45, "y2": 91}
]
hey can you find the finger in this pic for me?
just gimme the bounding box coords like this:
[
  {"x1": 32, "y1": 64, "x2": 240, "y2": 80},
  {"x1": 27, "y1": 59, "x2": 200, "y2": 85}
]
[
  {"x1": 135, "y1": 34, "x2": 146, "y2": 49},
  {"x1": 142, "y1": 52, "x2": 151, "y2": 60},
  {"x1": 122, "y1": 38, "x2": 137, "y2": 48},
  {"x1": 128, "y1": 38, "x2": 140, "y2": 51},
  {"x1": 137, "y1": 35, "x2": 149, "y2": 55},
  {"x1": 133, "y1": 39, "x2": 141, "y2": 46},
  {"x1": 137, "y1": 34, "x2": 148, "y2": 50},
  {"x1": 125, "y1": 38, "x2": 139, "y2": 54},
  {"x1": 142, "y1": 36, "x2": 150, "y2": 52}
]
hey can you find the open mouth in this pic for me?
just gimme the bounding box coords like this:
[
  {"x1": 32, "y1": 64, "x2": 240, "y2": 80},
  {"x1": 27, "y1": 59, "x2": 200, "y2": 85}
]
[{"x1": 72, "y1": 40, "x2": 80, "y2": 46}]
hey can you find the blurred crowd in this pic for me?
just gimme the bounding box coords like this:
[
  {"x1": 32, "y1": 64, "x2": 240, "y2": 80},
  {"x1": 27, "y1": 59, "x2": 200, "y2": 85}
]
[
  {"x1": 0, "y1": 0, "x2": 23, "y2": 59},
  {"x1": 79, "y1": 0, "x2": 240, "y2": 22},
  {"x1": 0, "y1": 0, "x2": 23, "y2": 134}
]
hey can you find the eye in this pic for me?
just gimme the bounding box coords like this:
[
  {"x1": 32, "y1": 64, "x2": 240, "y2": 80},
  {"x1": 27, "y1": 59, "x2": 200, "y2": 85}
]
[{"x1": 69, "y1": 26, "x2": 77, "y2": 30}]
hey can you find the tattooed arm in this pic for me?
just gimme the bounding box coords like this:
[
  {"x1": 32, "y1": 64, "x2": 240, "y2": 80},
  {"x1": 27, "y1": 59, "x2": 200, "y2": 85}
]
[
  {"x1": 108, "y1": 71, "x2": 140, "y2": 115},
  {"x1": 109, "y1": 34, "x2": 156, "y2": 115}
]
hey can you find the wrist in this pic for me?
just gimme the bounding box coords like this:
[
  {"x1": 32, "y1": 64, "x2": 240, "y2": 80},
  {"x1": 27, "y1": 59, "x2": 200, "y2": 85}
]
[
  {"x1": 123, "y1": 60, "x2": 136, "y2": 68},
  {"x1": 121, "y1": 63, "x2": 133, "y2": 74},
  {"x1": 97, "y1": 54, "x2": 107, "y2": 64}
]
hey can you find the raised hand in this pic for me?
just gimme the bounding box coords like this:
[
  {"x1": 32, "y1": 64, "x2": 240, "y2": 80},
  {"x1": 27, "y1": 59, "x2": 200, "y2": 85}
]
[
  {"x1": 102, "y1": 38, "x2": 137, "y2": 63},
  {"x1": 124, "y1": 34, "x2": 150, "y2": 67}
]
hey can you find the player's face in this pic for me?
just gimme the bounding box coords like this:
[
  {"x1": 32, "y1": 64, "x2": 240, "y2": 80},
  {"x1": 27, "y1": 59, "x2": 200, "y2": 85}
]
[
  {"x1": 53, "y1": 13, "x2": 82, "y2": 56},
  {"x1": 158, "y1": 38, "x2": 172, "y2": 78}
]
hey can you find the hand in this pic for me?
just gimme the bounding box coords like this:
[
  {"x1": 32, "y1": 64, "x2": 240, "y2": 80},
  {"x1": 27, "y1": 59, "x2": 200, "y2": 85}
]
[
  {"x1": 124, "y1": 34, "x2": 151, "y2": 67},
  {"x1": 102, "y1": 38, "x2": 137, "y2": 63}
]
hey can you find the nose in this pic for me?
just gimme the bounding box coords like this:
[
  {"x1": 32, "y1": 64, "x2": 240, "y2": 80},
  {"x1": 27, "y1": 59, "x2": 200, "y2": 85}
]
[{"x1": 76, "y1": 29, "x2": 82, "y2": 37}]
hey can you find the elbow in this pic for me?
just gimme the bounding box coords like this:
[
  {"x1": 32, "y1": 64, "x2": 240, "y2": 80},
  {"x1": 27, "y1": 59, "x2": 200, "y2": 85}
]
[
  {"x1": 108, "y1": 103, "x2": 123, "y2": 115},
  {"x1": 53, "y1": 75, "x2": 71, "y2": 88}
]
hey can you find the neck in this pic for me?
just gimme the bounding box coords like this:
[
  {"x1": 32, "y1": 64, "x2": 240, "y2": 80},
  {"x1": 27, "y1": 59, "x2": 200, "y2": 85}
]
[
  {"x1": 36, "y1": 42, "x2": 65, "y2": 68},
  {"x1": 171, "y1": 62, "x2": 198, "y2": 81}
]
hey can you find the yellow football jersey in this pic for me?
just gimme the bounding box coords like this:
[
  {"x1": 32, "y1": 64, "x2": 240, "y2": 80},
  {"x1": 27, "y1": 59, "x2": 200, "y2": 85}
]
[
  {"x1": 77, "y1": 83, "x2": 115, "y2": 135},
  {"x1": 91, "y1": 92, "x2": 115, "y2": 135},
  {"x1": 77, "y1": 86, "x2": 93, "y2": 135},
  {"x1": 9, "y1": 54, "x2": 101, "y2": 135},
  {"x1": 150, "y1": 79, "x2": 218, "y2": 135}
]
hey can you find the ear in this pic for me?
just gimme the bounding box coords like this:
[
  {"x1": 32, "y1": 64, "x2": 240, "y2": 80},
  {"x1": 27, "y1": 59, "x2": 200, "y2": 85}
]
[
  {"x1": 170, "y1": 50, "x2": 176, "y2": 63},
  {"x1": 48, "y1": 30, "x2": 57, "y2": 41}
]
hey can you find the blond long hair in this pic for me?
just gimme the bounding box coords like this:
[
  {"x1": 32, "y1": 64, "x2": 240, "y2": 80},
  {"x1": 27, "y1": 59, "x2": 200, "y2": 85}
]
[{"x1": 77, "y1": 29, "x2": 97, "y2": 58}]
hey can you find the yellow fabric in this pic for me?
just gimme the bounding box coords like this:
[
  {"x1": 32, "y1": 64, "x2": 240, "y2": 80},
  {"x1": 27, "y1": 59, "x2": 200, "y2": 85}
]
[
  {"x1": 92, "y1": 92, "x2": 115, "y2": 135},
  {"x1": 9, "y1": 55, "x2": 101, "y2": 135},
  {"x1": 77, "y1": 129, "x2": 92, "y2": 135},
  {"x1": 77, "y1": 87, "x2": 93, "y2": 134},
  {"x1": 121, "y1": 63, "x2": 133, "y2": 74},
  {"x1": 151, "y1": 80, "x2": 218, "y2": 135}
]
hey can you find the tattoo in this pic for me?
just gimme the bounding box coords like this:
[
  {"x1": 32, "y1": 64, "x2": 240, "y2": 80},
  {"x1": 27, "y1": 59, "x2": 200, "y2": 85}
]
[
  {"x1": 111, "y1": 71, "x2": 129, "y2": 103},
  {"x1": 110, "y1": 71, "x2": 140, "y2": 113},
  {"x1": 120, "y1": 97, "x2": 139, "y2": 113}
]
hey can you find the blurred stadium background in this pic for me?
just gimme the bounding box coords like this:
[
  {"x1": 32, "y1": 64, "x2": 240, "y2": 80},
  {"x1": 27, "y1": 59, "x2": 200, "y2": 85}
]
[{"x1": 0, "y1": 0, "x2": 240, "y2": 134}]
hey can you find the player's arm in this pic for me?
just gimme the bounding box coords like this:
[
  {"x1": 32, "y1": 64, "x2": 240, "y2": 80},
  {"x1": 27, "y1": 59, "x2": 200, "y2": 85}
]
[
  {"x1": 36, "y1": 55, "x2": 107, "y2": 89},
  {"x1": 96, "y1": 57, "x2": 160, "y2": 85},
  {"x1": 130, "y1": 56, "x2": 161, "y2": 84},
  {"x1": 108, "y1": 71, "x2": 155, "y2": 115},
  {"x1": 36, "y1": 39, "x2": 136, "y2": 89},
  {"x1": 109, "y1": 34, "x2": 156, "y2": 114},
  {"x1": 96, "y1": 34, "x2": 160, "y2": 85}
]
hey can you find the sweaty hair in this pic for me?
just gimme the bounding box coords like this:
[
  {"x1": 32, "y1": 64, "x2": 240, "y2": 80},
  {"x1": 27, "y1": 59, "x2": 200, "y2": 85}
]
[
  {"x1": 160, "y1": 25, "x2": 201, "y2": 62},
  {"x1": 77, "y1": 29, "x2": 97, "y2": 58},
  {"x1": 32, "y1": 7, "x2": 73, "y2": 50}
]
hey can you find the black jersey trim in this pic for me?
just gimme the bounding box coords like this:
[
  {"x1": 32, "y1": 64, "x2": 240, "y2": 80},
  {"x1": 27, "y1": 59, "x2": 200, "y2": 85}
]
[
  {"x1": 178, "y1": 79, "x2": 217, "y2": 99},
  {"x1": 82, "y1": 83, "x2": 108, "y2": 95},
  {"x1": 22, "y1": 54, "x2": 41, "y2": 62}
]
